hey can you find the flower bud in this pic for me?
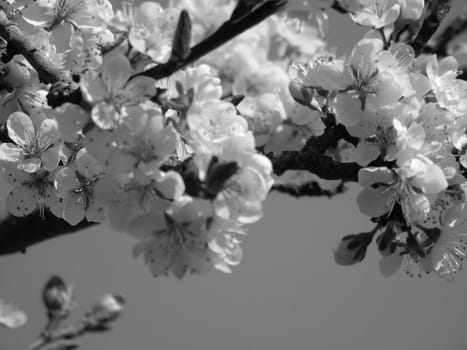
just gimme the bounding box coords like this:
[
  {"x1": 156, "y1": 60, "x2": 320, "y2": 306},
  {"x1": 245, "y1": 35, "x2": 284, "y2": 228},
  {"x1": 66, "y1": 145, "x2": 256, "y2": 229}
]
[
  {"x1": 85, "y1": 294, "x2": 125, "y2": 328},
  {"x1": 42, "y1": 275, "x2": 74, "y2": 320},
  {"x1": 288, "y1": 81, "x2": 313, "y2": 106},
  {"x1": 333, "y1": 232, "x2": 373, "y2": 265}
]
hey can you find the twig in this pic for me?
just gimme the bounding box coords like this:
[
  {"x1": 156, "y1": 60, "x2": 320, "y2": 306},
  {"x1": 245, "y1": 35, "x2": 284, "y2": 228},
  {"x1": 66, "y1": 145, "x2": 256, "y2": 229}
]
[
  {"x1": 134, "y1": 0, "x2": 287, "y2": 80},
  {"x1": 24, "y1": 322, "x2": 87, "y2": 350}
]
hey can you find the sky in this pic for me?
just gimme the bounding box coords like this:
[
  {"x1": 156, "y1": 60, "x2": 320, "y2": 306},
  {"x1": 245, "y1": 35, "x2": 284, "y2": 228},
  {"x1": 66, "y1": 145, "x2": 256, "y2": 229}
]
[{"x1": 2, "y1": 2, "x2": 467, "y2": 350}]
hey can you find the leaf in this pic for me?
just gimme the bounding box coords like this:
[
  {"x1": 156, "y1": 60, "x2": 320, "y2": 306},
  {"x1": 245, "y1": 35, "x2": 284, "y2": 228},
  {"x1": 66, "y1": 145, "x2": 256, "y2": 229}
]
[
  {"x1": 169, "y1": 10, "x2": 192, "y2": 62},
  {"x1": 0, "y1": 298, "x2": 27, "y2": 328}
]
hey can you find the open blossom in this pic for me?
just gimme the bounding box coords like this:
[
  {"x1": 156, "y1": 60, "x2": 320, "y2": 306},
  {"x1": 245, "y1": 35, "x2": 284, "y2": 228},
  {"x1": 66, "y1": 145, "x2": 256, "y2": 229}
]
[
  {"x1": 80, "y1": 54, "x2": 156, "y2": 129},
  {"x1": 54, "y1": 148, "x2": 105, "y2": 225},
  {"x1": 111, "y1": 1, "x2": 179, "y2": 62},
  {"x1": 357, "y1": 159, "x2": 447, "y2": 223},
  {"x1": 167, "y1": 64, "x2": 223, "y2": 103},
  {"x1": 237, "y1": 93, "x2": 285, "y2": 147},
  {"x1": 349, "y1": 0, "x2": 401, "y2": 28},
  {"x1": 105, "y1": 108, "x2": 178, "y2": 177},
  {"x1": 194, "y1": 134, "x2": 273, "y2": 224},
  {"x1": 22, "y1": 0, "x2": 113, "y2": 32},
  {"x1": 0, "y1": 112, "x2": 61, "y2": 173},
  {"x1": 129, "y1": 196, "x2": 211, "y2": 278},
  {"x1": 357, "y1": 120, "x2": 449, "y2": 222},
  {"x1": 187, "y1": 100, "x2": 249, "y2": 153},
  {"x1": 424, "y1": 55, "x2": 467, "y2": 116},
  {"x1": 427, "y1": 202, "x2": 467, "y2": 281},
  {"x1": 2, "y1": 165, "x2": 63, "y2": 218},
  {"x1": 95, "y1": 170, "x2": 185, "y2": 232}
]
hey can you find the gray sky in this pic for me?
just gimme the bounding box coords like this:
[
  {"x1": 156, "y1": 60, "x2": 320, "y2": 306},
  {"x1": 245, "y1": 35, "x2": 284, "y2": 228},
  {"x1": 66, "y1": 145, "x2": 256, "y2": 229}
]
[{"x1": 2, "y1": 2, "x2": 467, "y2": 350}]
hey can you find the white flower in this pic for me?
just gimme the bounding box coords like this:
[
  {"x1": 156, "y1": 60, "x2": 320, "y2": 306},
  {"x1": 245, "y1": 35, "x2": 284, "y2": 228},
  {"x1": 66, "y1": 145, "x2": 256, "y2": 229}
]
[
  {"x1": 430, "y1": 203, "x2": 467, "y2": 281},
  {"x1": 80, "y1": 54, "x2": 156, "y2": 129},
  {"x1": 349, "y1": 0, "x2": 401, "y2": 28},
  {"x1": 0, "y1": 112, "x2": 61, "y2": 173},
  {"x1": 2, "y1": 165, "x2": 64, "y2": 218},
  {"x1": 22, "y1": 0, "x2": 113, "y2": 32},
  {"x1": 54, "y1": 148, "x2": 105, "y2": 225},
  {"x1": 425, "y1": 55, "x2": 467, "y2": 116},
  {"x1": 105, "y1": 108, "x2": 178, "y2": 177},
  {"x1": 129, "y1": 196, "x2": 212, "y2": 278},
  {"x1": 128, "y1": 2, "x2": 179, "y2": 62}
]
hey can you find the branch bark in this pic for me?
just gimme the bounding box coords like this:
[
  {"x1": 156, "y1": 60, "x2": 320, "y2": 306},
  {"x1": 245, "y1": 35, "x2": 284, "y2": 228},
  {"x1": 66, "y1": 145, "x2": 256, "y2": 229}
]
[
  {"x1": 0, "y1": 10, "x2": 71, "y2": 84},
  {"x1": 0, "y1": 211, "x2": 95, "y2": 256},
  {"x1": 270, "y1": 123, "x2": 361, "y2": 181},
  {"x1": 135, "y1": 0, "x2": 287, "y2": 80},
  {"x1": 271, "y1": 181, "x2": 347, "y2": 198}
]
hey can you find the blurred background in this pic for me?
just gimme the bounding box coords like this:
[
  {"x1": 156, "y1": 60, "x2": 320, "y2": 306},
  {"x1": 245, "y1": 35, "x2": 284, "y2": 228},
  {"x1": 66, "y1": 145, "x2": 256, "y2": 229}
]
[{"x1": 2, "y1": 1, "x2": 467, "y2": 350}]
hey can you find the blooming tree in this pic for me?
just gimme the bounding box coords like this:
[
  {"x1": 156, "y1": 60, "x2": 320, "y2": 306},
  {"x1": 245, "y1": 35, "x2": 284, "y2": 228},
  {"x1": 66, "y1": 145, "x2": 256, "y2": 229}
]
[{"x1": 1, "y1": 0, "x2": 467, "y2": 305}]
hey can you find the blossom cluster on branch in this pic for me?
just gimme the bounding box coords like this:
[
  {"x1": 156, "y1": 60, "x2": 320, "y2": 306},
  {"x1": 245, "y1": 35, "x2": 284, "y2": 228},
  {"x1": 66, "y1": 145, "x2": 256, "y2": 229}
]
[{"x1": 1, "y1": 0, "x2": 467, "y2": 281}]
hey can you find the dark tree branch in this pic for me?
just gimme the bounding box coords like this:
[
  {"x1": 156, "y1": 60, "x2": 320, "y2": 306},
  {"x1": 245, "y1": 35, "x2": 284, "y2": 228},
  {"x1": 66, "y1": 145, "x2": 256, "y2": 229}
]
[
  {"x1": 270, "y1": 124, "x2": 361, "y2": 181},
  {"x1": 411, "y1": 0, "x2": 453, "y2": 56},
  {"x1": 0, "y1": 211, "x2": 95, "y2": 256},
  {"x1": 271, "y1": 181, "x2": 347, "y2": 198},
  {"x1": 134, "y1": 0, "x2": 287, "y2": 80},
  {"x1": 0, "y1": 10, "x2": 71, "y2": 84}
]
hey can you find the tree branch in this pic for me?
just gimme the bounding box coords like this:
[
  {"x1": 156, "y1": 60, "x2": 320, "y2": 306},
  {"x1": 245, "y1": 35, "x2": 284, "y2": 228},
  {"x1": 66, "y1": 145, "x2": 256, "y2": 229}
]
[
  {"x1": 0, "y1": 9, "x2": 70, "y2": 83},
  {"x1": 271, "y1": 181, "x2": 347, "y2": 198},
  {"x1": 269, "y1": 124, "x2": 361, "y2": 181},
  {"x1": 134, "y1": 0, "x2": 287, "y2": 80},
  {"x1": 0, "y1": 211, "x2": 95, "y2": 256}
]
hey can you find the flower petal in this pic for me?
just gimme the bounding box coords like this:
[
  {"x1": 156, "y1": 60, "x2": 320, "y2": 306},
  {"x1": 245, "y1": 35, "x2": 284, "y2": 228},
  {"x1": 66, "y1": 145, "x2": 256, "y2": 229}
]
[
  {"x1": 0, "y1": 299, "x2": 27, "y2": 329},
  {"x1": 55, "y1": 167, "x2": 80, "y2": 196},
  {"x1": 80, "y1": 70, "x2": 107, "y2": 103},
  {"x1": 0, "y1": 143, "x2": 22, "y2": 163},
  {"x1": 38, "y1": 118, "x2": 59, "y2": 149},
  {"x1": 41, "y1": 146, "x2": 60, "y2": 171},
  {"x1": 85, "y1": 200, "x2": 106, "y2": 223},
  {"x1": 379, "y1": 253, "x2": 402, "y2": 278},
  {"x1": 7, "y1": 112, "x2": 35, "y2": 148},
  {"x1": 102, "y1": 54, "x2": 132, "y2": 93},
  {"x1": 357, "y1": 187, "x2": 391, "y2": 217},
  {"x1": 6, "y1": 186, "x2": 39, "y2": 217},
  {"x1": 63, "y1": 197, "x2": 86, "y2": 226},
  {"x1": 18, "y1": 158, "x2": 42, "y2": 173}
]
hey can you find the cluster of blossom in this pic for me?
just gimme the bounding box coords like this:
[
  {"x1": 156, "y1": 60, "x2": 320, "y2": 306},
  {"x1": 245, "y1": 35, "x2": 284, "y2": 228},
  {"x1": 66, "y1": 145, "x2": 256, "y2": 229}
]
[
  {"x1": 292, "y1": 0, "x2": 467, "y2": 280},
  {"x1": 0, "y1": 0, "x2": 327, "y2": 277}
]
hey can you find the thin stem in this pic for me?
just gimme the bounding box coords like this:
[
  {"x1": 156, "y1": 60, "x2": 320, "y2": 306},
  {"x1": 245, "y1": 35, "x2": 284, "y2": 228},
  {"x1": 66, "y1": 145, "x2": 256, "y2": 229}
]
[{"x1": 24, "y1": 321, "x2": 87, "y2": 350}]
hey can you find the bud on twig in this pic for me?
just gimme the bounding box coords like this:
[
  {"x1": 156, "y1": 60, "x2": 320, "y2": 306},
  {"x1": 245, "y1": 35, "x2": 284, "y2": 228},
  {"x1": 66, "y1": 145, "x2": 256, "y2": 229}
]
[
  {"x1": 288, "y1": 81, "x2": 314, "y2": 106},
  {"x1": 84, "y1": 294, "x2": 125, "y2": 330},
  {"x1": 333, "y1": 232, "x2": 374, "y2": 265},
  {"x1": 42, "y1": 276, "x2": 74, "y2": 321}
]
